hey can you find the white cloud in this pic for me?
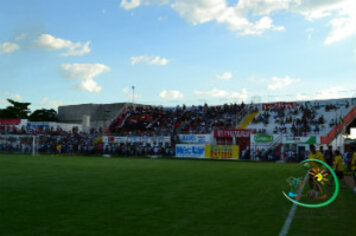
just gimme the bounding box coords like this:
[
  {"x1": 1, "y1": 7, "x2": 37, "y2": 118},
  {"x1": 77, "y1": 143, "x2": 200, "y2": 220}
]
[
  {"x1": 314, "y1": 86, "x2": 348, "y2": 100},
  {"x1": 120, "y1": 0, "x2": 356, "y2": 43},
  {"x1": 61, "y1": 63, "x2": 111, "y2": 93},
  {"x1": 159, "y1": 90, "x2": 184, "y2": 100},
  {"x1": 40, "y1": 97, "x2": 64, "y2": 108},
  {"x1": 61, "y1": 63, "x2": 110, "y2": 80},
  {"x1": 120, "y1": 0, "x2": 169, "y2": 10},
  {"x1": 325, "y1": 14, "x2": 356, "y2": 44},
  {"x1": 0, "y1": 92, "x2": 23, "y2": 104},
  {"x1": 194, "y1": 88, "x2": 248, "y2": 101},
  {"x1": 172, "y1": 0, "x2": 284, "y2": 36},
  {"x1": 0, "y1": 42, "x2": 20, "y2": 54},
  {"x1": 130, "y1": 55, "x2": 170, "y2": 65},
  {"x1": 120, "y1": 0, "x2": 284, "y2": 35},
  {"x1": 267, "y1": 76, "x2": 300, "y2": 90},
  {"x1": 295, "y1": 93, "x2": 311, "y2": 101},
  {"x1": 122, "y1": 87, "x2": 130, "y2": 94},
  {"x1": 36, "y1": 34, "x2": 91, "y2": 56},
  {"x1": 79, "y1": 79, "x2": 102, "y2": 93},
  {"x1": 216, "y1": 72, "x2": 232, "y2": 80},
  {"x1": 290, "y1": 0, "x2": 356, "y2": 44},
  {"x1": 295, "y1": 86, "x2": 349, "y2": 101},
  {"x1": 13, "y1": 94, "x2": 23, "y2": 100},
  {"x1": 121, "y1": 0, "x2": 142, "y2": 10}
]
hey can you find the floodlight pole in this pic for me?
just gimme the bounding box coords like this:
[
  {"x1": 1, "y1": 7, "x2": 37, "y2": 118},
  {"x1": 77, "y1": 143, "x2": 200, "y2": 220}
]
[{"x1": 132, "y1": 86, "x2": 135, "y2": 105}]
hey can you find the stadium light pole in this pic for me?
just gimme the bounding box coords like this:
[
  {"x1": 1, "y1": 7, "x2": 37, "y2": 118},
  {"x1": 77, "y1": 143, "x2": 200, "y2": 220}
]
[{"x1": 132, "y1": 86, "x2": 135, "y2": 105}]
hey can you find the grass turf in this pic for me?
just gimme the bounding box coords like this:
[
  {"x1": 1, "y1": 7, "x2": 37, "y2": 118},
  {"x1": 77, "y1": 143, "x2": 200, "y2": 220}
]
[{"x1": 0, "y1": 154, "x2": 355, "y2": 236}]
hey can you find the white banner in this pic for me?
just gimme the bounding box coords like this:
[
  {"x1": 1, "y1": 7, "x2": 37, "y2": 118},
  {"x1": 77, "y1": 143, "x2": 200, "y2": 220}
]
[
  {"x1": 178, "y1": 134, "x2": 212, "y2": 144},
  {"x1": 282, "y1": 136, "x2": 319, "y2": 145},
  {"x1": 103, "y1": 136, "x2": 171, "y2": 144},
  {"x1": 175, "y1": 144, "x2": 206, "y2": 158}
]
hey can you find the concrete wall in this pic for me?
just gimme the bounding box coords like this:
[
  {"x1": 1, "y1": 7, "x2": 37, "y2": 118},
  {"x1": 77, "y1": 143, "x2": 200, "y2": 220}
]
[{"x1": 58, "y1": 103, "x2": 127, "y2": 130}]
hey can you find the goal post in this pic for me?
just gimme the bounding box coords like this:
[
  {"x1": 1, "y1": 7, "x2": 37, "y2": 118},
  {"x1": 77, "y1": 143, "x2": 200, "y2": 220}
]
[{"x1": 0, "y1": 134, "x2": 38, "y2": 156}]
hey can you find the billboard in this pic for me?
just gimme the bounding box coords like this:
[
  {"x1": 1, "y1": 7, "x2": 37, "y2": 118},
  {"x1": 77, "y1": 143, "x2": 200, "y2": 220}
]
[
  {"x1": 214, "y1": 129, "x2": 256, "y2": 138},
  {"x1": 178, "y1": 134, "x2": 212, "y2": 144},
  {"x1": 283, "y1": 136, "x2": 319, "y2": 145},
  {"x1": 175, "y1": 144, "x2": 206, "y2": 158},
  {"x1": 262, "y1": 102, "x2": 296, "y2": 111},
  {"x1": 103, "y1": 136, "x2": 171, "y2": 144},
  {"x1": 250, "y1": 134, "x2": 278, "y2": 145},
  {"x1": 27, "y1": 122, "x2": 50, "y2": 130},
  {"x1": 0, "y1": 119, "x2": 27, "y2": 127},
  {"x1": 205, "y1": 145, "x2": 239, "y2": 159}
]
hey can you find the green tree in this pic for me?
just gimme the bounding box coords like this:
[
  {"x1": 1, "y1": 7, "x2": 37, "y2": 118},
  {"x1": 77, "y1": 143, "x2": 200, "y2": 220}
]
[
  {"x1": 29, "y1": 109, "x2": 58, "y2": 121},
  {"x1": 0, "y1": 99, "x2": 31, "y2": 119}
]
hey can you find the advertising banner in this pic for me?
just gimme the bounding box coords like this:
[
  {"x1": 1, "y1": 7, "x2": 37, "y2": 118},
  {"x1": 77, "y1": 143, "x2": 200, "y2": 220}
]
[
  {"x1": 103, "y1": 136, "x2": 171, "y2": 144},
  {"x1": 128, "y1": 136, "x2": 149, "y2": 143},
  {"x1": 27, "y1": 122, "x2": 50, "y2": 130},
  {"x1": 156, "y1": 136, "x2": 171, "y2": 144},
  {"x1": 283, "y1": 136, "x2": 319, "y2": 145},
  {"x1": 0, "y1": 119, "x2": 27, "y2": 127},
  {"x1": 115, "y1": 137, "x2": 128, "y2": 143},
  {"x1": 214, "y1": 129, "x2": 256, "y2": 138},
  {"x1": 205, "y1": 145, "x2": 239, "y2": 159},
  {"x1": 0, "y1": 119, "x2": 21, "y2": 125},
  {"x1": 178, "y1": 134, "x2": 212, "y2": 144},
  {"x1": 175, "y1": 144, "x2": 206, "y2": 158},
  {"x1": 262, "y1": 102, "x2": 296, "y2": 111},
  {"x1": 103, "y1": 136, "x2": 120, "y2": 143},
  {"x1": 251, "y1": 134, "x2": 277, "y2": 145}
]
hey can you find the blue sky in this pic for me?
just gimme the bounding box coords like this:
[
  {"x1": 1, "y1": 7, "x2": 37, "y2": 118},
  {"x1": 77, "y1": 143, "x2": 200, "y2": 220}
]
[{"x1": 0, "y1": 0, "x2": 355, "y2": 110}]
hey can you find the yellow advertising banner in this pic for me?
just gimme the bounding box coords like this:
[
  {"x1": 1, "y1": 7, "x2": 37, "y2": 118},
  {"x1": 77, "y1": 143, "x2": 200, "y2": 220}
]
[{"x1": 205, "y1": 145, "x2": 239, "y2": 159}]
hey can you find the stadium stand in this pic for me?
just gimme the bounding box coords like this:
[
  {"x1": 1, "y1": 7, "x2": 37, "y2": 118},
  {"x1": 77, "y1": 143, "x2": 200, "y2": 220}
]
[
  {"x1": 109, "y1": 103, "x2": 257, "y2": 136},
  {"x1": 247, "y1": 98, "x2": 353, "y2": 138},
  {"x1": 1, "y1": 98, "x2": 356, "y2": 158}
]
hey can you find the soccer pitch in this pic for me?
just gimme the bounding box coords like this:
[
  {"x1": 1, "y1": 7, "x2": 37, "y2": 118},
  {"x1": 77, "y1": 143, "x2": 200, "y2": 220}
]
[{"x1": 0, "y1": 155, "x2": 355, "y2": 236}]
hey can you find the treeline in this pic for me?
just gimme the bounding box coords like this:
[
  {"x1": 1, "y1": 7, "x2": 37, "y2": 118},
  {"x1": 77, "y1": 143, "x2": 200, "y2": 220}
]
[{"x1": 0, "y1": 99, "x2": 58, "y2": 121}]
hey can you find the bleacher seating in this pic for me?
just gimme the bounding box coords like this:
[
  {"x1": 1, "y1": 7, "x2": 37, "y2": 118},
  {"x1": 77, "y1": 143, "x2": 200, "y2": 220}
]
[
  {"x1": 109, "y1": 103, "x2": 256, "y2": 136},
  {"x1": 107, "y1": 98, "x2": 356, "y2": 147},
  {"x1": 247, "y1": 98, "x2": 354, "y2": 138}
]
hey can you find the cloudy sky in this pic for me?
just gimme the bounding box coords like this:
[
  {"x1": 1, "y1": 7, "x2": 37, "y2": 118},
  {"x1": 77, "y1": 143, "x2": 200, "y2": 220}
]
[{"x1": 1, "y1": 0, "x2": 356, "y2": 109}]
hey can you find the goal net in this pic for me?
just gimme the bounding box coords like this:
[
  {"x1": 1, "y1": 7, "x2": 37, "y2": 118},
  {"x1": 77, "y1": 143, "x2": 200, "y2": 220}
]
[{"x1": 0, "y1": 135, "x2": 38, "y2": 156}]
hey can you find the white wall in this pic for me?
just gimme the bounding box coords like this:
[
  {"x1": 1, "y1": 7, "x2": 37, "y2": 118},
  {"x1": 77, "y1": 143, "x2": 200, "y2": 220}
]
[{"x1": 350, "y1": 128, "x2": 356, "y2": 139}]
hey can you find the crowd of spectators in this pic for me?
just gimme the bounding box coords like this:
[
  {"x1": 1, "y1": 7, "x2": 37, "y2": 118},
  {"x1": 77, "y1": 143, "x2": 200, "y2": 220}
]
[
  {"x1": 251, "y1": 101, "x2": 349, "y2": 137},
  {"x1": 110, "y1": 102, "x2": 257, "y2": 137},
  {"x1": 0, "y1": 124, "x2": 174, "y2": 156},
  {"x1": 103, "y1": 143, "x2": 174, "y2": 156},
  {"x1": 0, "y1": 126, "x2": 103, "y2": 154}
]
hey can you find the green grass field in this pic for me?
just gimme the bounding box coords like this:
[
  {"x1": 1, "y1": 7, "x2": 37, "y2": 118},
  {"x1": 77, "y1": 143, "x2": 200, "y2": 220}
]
[{"x1": 0, "y1": 154, "x2": 355, "y2": 236}]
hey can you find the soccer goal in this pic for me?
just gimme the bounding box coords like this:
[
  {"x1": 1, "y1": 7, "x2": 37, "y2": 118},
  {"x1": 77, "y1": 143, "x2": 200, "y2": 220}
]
[{"x1": 0, "y1": 135, "x2": 38, "y2": 156}]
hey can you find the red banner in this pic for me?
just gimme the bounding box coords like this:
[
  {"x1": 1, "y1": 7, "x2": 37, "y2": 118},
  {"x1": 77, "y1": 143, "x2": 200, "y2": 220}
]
[
  {"x1": 0, "y1": 119, "x2": 21, "y2": 125},
  {"x1": 214, "y1": 129, "x2": 256, "y2": 138},
  {"x1": 262, "y1": 102, "x2": 296, "y2": 111}
]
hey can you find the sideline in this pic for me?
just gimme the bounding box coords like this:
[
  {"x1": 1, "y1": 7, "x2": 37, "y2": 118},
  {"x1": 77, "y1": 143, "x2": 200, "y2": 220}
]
[{"x1": 278, "y1": 173, "x2": 309, "y2": 236}]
